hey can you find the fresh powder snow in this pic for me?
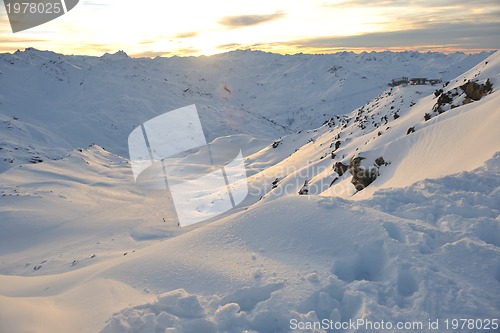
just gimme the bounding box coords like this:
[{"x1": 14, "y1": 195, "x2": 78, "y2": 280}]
[{"x1": 0, "y1": 49, "x2": 498, "y2": 333}]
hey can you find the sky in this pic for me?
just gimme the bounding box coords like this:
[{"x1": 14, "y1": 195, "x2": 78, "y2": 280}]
[{"x1": 0, "y1": 0, "x2": 499, "y2": 57}]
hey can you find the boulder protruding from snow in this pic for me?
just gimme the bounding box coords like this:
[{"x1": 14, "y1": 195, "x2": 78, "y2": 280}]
[
  {"x1": 462, "y1": 81, "x2": 488, "y2": 101},
  {"x1": 333, "y1": 162, "x2": 348, "y2": 176},
  {"x1": 375, "y1": 157, "x2": 386, "y2": 167},
  {"x1": 349, "y1": 155, "x2": 389, "y2": 192},
  {"x1": 350, "y1": 156, "x2": 378, "y2": 191},
  {"x1": 298, "y1": 180, "x2": 309, "y2": 195}
]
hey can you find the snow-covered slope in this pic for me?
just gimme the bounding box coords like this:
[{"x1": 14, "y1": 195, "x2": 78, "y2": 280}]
[
  {"x1": 251, "y1": 51, "x2": 499, "y2": 202},
  {"x1": 0, "y1": 48, "x2": 490, "y2": 172},
  {"x1": 1, "y1": 155, "x2": 498, "y2": 333},
  {"x1": 0, "y1": 50, "x2": 499, "y2": 333},
  {"x1": 99, "y1": 157, "x2": 500, "y2": 332}
]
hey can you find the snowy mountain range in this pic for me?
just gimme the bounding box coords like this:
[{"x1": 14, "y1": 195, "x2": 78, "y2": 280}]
[
  {"x1": 0, "y1": 48, "x2": 490, "y2": 172},
  {"x1": 0, "y1": 48, "x2": 498, "y2": 333}
]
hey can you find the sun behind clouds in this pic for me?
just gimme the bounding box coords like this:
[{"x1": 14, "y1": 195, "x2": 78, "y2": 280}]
[{"x1": 0, "y1": 0, "x2": 498, "y2": 56}]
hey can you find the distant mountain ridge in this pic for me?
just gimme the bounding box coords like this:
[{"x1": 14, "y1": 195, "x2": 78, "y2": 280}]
[{"x1": 0, "y1": 48, "x2": 491, "y2": 172}]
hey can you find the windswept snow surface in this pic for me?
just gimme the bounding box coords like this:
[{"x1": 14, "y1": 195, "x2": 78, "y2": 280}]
[
  {"x1": 2, "y1": 156, "x2": 497, "y2": 332},
  {"x1": 0, "y1": 50, "x2": 499, "y2": 333},
  {"x1": 101, "y1": 156, "x2": 500, "y2": 333}
]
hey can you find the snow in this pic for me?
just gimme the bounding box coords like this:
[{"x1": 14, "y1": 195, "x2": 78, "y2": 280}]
[
  {"x1": 91, "y1": 155, "x2": 500, "y2": 332},
  {"x1": 0, "y1": 49, "x2": 499, "y2": 332},
  {"x1": 0, "y1": 48, "x2": 490, "y2": 172}
]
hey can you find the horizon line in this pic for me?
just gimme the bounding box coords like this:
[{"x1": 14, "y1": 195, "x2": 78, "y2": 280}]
[{"x1": 2, "y1": 46, "x2": 498, "y2": 59}]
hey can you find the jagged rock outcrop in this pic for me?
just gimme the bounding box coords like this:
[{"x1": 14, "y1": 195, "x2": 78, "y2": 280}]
[
  {"x1": 298, "y1": 180, "x2": 309, "y2": 195},
  {"x1": 333, "y1": 162, "x2": 348, "y2": 176},
  {"x1": 428, "y1": 79, "x2": 494, "y2": 119},
  {"x1": 374, "y1": 157, "x2": 386, "y2": 167},
  {"x1": 462, "y1": 81, "x2": 488, "y2": 101},
  {"x1": 332, "y1": 140, "x2": 341, "y2": 151},
  {"x1": 349, "y1": 156, "x2": 378, "y2": 191},
  {"x1": 437, "y1": 92, "x2": 453, "y2": 105},
  {"x1": 348, "y1": 156, "x2": 389, "y2": 191}
]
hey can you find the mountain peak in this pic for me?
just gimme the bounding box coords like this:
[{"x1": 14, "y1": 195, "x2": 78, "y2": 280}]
[{"x1": 101, "y1": 50, "x2": 129, "y2": 59}]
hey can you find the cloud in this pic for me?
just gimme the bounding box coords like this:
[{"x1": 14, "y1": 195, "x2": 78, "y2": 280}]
[
  {"x1": 280, "y1": 22, "x2": 500, "y2": 50},
  {"x1": 218, "y1": 11, "x2": 285, "y2": 28},
  {"x1": 83, "y1": 1, "x2": 112, "y2": 7},
  {"x1": 217, "y1": 43, "x2": 244, "y2": 50},
  {"x1": 0, "y1": 37, "x2": 48, "y2": 44},
  {"x1": 177, "y1": 47, "x2": 201, "y2": 55},
  {"x1": 138, "y1": 40, "x2": 156, "y2": 45},
  {"x1": 130, "y1": 50, "x2": 173, "y2": 58},
  {"x1": 326, "y1": 0, "x2": 500, "y2": 8},
  {"x1": 172, "y1": 32, "x2": 199, "y2": 39},
  {"x1": 324, "y1": 0, "x2": 409, "y2": 7},
  {"x1": 323, "y1": 0, "x2": 500, "y2": 30},
  {"x1": 214, "y1": 21, "x2": 499, "y2": 54},
  {"x1": 0, "y1": 37, "x2": 51, "y2": 53}
]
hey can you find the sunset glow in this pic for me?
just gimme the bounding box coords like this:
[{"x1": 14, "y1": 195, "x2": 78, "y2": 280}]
[{"x1": 0, "y1": 0, "x2": 499, "y2": 56}]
